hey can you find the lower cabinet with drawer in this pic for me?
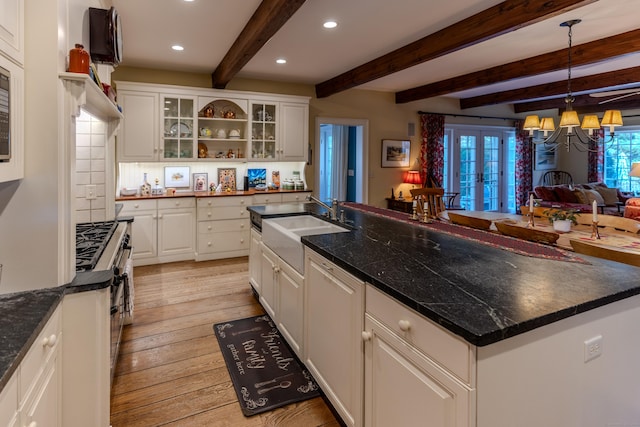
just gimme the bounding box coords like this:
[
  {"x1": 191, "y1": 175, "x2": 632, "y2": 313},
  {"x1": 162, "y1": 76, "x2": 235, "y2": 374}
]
[
  {"x1": 0, "y1": 304, "x2": 62, "y2": 427},
  {"x1": 363, "y1": 286, "x2": 475, "y2": 427},
  {"x1": 196, "y1": 196, "x2": 250, "y2": 261}
]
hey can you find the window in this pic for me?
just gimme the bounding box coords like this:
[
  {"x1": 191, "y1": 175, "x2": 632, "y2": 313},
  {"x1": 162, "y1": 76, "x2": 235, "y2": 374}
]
[{"x1": 603, "y1": 127, "x2": 640, "y2": 192}]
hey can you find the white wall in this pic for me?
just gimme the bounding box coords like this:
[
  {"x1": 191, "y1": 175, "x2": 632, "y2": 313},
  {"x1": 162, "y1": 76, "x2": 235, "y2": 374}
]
[{"x1": 0, "y1": 0, "x2": 110, "y2": 294}]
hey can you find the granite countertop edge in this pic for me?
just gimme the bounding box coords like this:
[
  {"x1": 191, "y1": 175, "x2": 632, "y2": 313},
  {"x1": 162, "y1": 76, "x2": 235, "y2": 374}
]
[{"x1": 0, "y1": 270, "x2": 112, "y2": 392}]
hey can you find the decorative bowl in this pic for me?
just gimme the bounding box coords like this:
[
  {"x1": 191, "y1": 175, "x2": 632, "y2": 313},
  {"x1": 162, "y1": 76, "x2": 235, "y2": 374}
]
[{"x1": 120, "y1": 187, "x2": 138, "y2": 196}]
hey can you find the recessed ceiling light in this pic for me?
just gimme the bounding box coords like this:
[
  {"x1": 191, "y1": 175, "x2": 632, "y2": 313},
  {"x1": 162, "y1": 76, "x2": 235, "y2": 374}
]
[
  {"x1": 171, "y1": 45, "x2": 184, "y2": 51},
  {"x1": 323, "y1": 20, "x2": 337, "y2": 29},
  {"x1": 276, "y1": 58, "x2": 287, "y2": 64},
  {"x1": 184, "y1": 0, "x2": 194, "y2": 2}
]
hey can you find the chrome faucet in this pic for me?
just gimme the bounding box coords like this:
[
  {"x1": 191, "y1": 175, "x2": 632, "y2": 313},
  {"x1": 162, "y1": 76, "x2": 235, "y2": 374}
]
[{"x1": 306, "y1": 195, "x2": 339, "y2": 221}]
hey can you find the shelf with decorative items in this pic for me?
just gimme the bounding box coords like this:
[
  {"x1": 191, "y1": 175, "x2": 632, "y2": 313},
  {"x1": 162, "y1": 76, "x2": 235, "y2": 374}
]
[
  {"x1": 197, "y1": 98, "x2": 248, "y2": 161},
  {"x1": 249, "y1": 102, "x2": 279, "y2": 160},
  {"x1": 162, "y1": 95, "x2": 196, "y2": 160}
]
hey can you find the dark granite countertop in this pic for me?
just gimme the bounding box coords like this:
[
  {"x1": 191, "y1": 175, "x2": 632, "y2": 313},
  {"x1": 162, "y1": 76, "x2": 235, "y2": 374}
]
[
  {"x1": 248, "y1": 203, "x2": 640, "y2": 346},
  {"x1": 0, "y1": 270, "x2": 112, "y2": 392}
]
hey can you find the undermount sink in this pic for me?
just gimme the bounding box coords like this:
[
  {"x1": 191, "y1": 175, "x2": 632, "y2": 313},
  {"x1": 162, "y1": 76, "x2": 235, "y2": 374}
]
[{"x1": 262, "y1": 215, "x2": 350, "y2": 274}]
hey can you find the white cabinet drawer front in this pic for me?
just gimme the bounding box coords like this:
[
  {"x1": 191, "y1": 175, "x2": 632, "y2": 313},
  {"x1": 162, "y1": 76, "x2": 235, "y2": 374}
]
[
  {"x1": 198, "y1": 230, "x2": 250, "y2": 253},
  {"x1": 0, "y1": 373, "x2": 18, "y2": 426},
  {"x1": 197, "y1": 206, "x2": 248, "y2": 221},
  {"x1": 198, "y1": 218, "x2": 248, "y2": 234},
  {"x1": 19, "y1": 306, "x2": 61, "y2": 402},
  {"x1": 253, "y1": 194, "x2": 283, "y2": 205},
  {"x1": 158, "y1": 197, "x2": 196, "y2": 209},
  {"x1": 281, "y1": 192, "x2": 311, "y2": 203},
  {"x1": 197, "y1": 196, "x2": 249, "y2": 208},
  {"x1": 120, "y1": 199, "x2": 157, "y2": 213},
  {"x1": 366, "y1": 285, "x2": 474, "y2": 385}
]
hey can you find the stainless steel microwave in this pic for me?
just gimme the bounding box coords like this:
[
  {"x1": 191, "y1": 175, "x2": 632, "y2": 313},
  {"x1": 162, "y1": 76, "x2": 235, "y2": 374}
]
[{"x1": 0, "y1": 66, "x2": 9, "y2": 161}]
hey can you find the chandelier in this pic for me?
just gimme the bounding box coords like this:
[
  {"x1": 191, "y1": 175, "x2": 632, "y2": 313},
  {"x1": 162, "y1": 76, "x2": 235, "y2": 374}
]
[{"x1": 523, "y1": 19, "x2": 623, "y2": 152}]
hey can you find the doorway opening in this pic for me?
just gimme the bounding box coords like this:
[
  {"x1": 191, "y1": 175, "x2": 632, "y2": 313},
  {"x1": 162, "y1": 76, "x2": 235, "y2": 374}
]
[{"x1": 315, "y1": 117, "x2": 369, "y2": 204}]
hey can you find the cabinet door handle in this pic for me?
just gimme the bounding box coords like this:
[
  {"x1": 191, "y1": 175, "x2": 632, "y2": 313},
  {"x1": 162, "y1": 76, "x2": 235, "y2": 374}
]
[
  {"x1": 320, "y1": 262, "x2": 333, "y2": 271},
  {"x1": 42, "y1": 334, "x2": 57, "y2": 348},
  {"x1": 273, "y1": 266, "x2": 281, "y2": 274},
  {"x1": 158, "y1": 214, "x2": 163, "y2": 219},
  {"x1": 28, "y1": 422, "x2": 37, "y2": 427},
  {"x1": 207, "y1": 241, "x2": 212, "y2": 247},
  {"x1": 398, "y1": 320, "x2": 411, "y2": 332},
  {"x1": 207, "y1": 225, "x2": 212, "y2": 231},
  {"x1": 361, "y1": 331, "x2": 372, "y2": 342}
]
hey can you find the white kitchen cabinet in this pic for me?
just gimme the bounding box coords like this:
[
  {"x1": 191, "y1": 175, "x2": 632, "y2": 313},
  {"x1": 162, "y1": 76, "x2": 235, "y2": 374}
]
[
  {"x1": 257, "y1": 242, "x2": 305, "y2": 358},
  {"x1": 259, "y1": 243, "x2": 278, "y2": 319},
  {"x1": 249, "y1": 228, "x2": 262, "y2": 293},
  {"x1": 276, "y1": 253, "x2": 305, "y2": 358},
  {"x1": 249, "y1": 100, "x2": 308, "y2": 162},
  {"x1": 197, "y1": 97, "x2": 248, "y2": 160},
  {"x1": 161, "y1": 95, "x2": 196, "y2": 160},
  {"x1": 279, "y1": 102, "x2": 309, "y2": 162},
  {"x1": 252, "y1": 193, "x2": 283, "y2": 205},
  {"x1": 196, "y1": 196, "x2": 250, "y2": 261},
  {"x1": 117, "y1": 90, "x2": 159, "y2": 161},
  {"x1": 304, "y1": 249, "x2": 364, "y2": 427},
  {"x1": 363, "y1": 286, "x2": 475, "y2": 427},
  {"x1": 115, "y1": 81, "x2": 309, "y2": 163},
  {"x1": 281, "y1": 191, "x2": 311, "y2": 203},
  {"x1": 0, "y1": 304, "x2": 63, "y2": 427},
  {"x1": 0, "y1": 374, "x2": 18, "y2": 427},
  {"x1": 0, "y1": 0, "x2": 24, "y2": 65},
  {"x1": 62, "y1": 287, "x2": 110, "y2": 427},
  {"x1": 120, "y1": 198, "x2": 195, "y2": 266}
]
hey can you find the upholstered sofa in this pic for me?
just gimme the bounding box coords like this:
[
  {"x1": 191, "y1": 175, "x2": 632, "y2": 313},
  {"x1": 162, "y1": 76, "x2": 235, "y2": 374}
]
[{"x1": 531, "y1": 182, "x2": 632, "y2": 216}]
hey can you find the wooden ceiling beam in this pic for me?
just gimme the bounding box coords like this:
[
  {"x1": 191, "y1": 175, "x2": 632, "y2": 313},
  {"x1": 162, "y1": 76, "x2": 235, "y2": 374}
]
[
  {"x1": 460, "y1": 66, "x2": 640, "y2": 109},
  {"x1": 396, "y1": 28, "x2": 640, "y2": 104},
  {"x1": 211, "y1": 0, "x2": 306, "y2": 89},
  {"x1": 514, "y1": 94, "x2": 640, "y2": 113},
  {"x1": 314, "y1": 0, "x2": 596, "y2": 99}
]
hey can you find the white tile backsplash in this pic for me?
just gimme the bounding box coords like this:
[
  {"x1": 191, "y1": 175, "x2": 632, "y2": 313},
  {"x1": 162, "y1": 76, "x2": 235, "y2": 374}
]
[{"x1": 76, "y1": 110, "x2": 107, "y2": 223}]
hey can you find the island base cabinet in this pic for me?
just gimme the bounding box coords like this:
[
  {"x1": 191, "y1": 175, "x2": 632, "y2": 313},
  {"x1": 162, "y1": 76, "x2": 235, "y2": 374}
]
[
  {"x1": 364, "y1": 315, "x2": 474, "y2": 427},
  {"x1": 304, "y1": 250, "x2": 364, "y2": 427},
  {"x1": 249, "y1": 228, "x2": 262, "y2": 293}
]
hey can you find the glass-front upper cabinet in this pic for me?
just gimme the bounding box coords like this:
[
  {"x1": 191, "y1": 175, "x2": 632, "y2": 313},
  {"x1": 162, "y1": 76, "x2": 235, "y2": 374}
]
[
  {"x1": 249, "y1": 102, "x2": 278, "y2": 160},
  {"x1": 161, "y1": 95, "x2": 195, "y2": 159}
]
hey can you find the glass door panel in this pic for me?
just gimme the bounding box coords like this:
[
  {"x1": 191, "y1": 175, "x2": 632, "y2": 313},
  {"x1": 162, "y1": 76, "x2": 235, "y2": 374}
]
[
  {"x1": 459, "y1": 135, "x2": 477, "y2": 210},
  {"x1": 483, "y1": 135, "x2": 500, "y2": 211}
]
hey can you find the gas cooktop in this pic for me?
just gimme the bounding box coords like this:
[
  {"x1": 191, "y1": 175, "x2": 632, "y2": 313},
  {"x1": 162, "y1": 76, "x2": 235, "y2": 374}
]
[{"x1": 76, "y1": 221, "x2": 118, "y2": 271}]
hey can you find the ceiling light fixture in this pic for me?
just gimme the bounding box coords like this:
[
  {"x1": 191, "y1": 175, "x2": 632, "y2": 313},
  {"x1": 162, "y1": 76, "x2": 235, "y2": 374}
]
[
  {"x1": 276, "y1": 58, "x2": 287, "y2": 64},
  {"x1": 171, "y1": 45, "x2": 184, "y2": 51},
  {"x1": 523, "y1": 20, "x2": 623, "y2": 152},
  {"x1": 323, "y1": 20, "x2": 337, "y2": 29}
]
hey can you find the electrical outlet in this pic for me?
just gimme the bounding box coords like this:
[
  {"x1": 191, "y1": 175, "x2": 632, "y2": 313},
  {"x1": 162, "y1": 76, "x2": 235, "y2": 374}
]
[
  {"x1": 584, "y1": 335, "x2": 603, "y2": 362},
  {"x1": 85, "y1": 184, "x2": 97, "y2": 200}
]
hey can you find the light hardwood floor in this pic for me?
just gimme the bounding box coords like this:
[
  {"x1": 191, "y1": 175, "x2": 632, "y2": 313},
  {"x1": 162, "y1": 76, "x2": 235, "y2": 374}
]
[{"x1": 110, "y1": 257, "x2": 340, "y2": 427}]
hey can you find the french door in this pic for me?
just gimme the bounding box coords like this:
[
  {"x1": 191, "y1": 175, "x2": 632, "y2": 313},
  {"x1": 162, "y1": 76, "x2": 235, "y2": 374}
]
[{"x1": 445, "y1": 126, "x2": 515, "y2": 212}]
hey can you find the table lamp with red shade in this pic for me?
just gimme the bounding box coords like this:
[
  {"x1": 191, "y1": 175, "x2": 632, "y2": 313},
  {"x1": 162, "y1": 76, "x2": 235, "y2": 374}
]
[{"x1": 403, "y1": 170, "x2": 422, "y2": 198}]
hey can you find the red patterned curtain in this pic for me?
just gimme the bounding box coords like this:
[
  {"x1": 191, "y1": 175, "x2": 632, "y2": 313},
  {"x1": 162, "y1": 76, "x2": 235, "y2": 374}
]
[
  {"x1": 419, "y1": 113, "x2": 445, "y2": 186},
  {"x1": 515, "y1": 120, "x2": 533, "y2": 211},
  {"x1": 587, "y1": 128, "x2": 605, "y2": 182}
]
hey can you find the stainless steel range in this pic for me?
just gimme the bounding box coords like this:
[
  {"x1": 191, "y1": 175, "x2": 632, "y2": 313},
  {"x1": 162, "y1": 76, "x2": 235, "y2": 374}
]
[{"x1": 75, "y1": 219, "x2": 133, "y2": 384}]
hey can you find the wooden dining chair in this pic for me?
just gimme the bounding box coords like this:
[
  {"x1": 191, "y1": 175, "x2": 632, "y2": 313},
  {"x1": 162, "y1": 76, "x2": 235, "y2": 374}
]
[
  {"x1": 569, "y1": 239, "x2": 640, "y2": 267},
  {"x1": 410, "y1": 187, "x2": 446, "y2": 219},
  {"x1": 573, "y1": 213, "x2": 640, "y2": 234}
]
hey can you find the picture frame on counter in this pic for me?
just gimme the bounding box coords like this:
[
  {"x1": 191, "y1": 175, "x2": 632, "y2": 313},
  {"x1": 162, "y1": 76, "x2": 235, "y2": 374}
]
[
  {"x1": 218, "y1": 168, "x2": 237, "y2": 191},
  {"x1": 164, "y1": 166, "x2": 190, "y2": 188},
  {"x1": 381, "y1": 139, "x2": 410, "y2": 168},
  {"x1": 193, "y1": 173, "x2": 208, "y2": 192}
]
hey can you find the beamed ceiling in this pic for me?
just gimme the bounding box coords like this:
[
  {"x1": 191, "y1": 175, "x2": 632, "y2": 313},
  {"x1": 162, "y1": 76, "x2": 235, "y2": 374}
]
[{"x1": 112, "y1": 0, "x2": 640, "y2": 114}]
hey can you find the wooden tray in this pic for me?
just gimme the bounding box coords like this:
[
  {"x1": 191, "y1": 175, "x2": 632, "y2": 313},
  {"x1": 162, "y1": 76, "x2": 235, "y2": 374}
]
[
  {"x1": 494, "y1": 220, "x2": 559, "y2": 245},
  {"x1": 447, "y1": 212, "x2": 492, "y2": 231}
]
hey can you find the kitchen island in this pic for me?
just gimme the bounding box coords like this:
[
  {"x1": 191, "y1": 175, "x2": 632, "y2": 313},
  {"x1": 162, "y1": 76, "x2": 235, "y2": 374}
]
[{"x1": 248, "y1": 202, "x2": 640, "y2": 427}]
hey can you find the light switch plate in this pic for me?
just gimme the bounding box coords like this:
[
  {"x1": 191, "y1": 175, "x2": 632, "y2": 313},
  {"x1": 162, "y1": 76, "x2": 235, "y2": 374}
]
[{"x1": 85, "y1": 184, "x2": 97, "y2": 200}]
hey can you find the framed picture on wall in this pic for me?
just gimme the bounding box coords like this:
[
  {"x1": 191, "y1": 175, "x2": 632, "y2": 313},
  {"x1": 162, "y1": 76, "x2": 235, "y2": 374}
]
[
  {"x1": 381, "y1": 139, "x2": 410, "y2": 168},
  {"x1": 534, "y1": 145, "x2": 557, "y2": 170}
]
